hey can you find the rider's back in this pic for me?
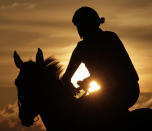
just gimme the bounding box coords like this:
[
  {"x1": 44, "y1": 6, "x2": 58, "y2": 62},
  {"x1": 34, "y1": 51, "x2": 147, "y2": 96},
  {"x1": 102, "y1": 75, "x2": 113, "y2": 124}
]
[{"x1": 76, "y1": 29, "x2": 139, "y2": 109}]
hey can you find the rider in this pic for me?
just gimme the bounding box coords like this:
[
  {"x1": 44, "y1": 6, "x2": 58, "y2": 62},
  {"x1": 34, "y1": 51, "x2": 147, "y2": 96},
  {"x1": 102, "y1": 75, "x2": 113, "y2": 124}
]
[{"x1": 62, "y1": 6, "x2": 140, "y2": 113}]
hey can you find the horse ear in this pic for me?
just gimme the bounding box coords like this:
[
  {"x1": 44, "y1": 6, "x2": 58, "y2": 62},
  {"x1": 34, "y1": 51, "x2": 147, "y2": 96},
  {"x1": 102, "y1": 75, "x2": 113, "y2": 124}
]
[
  {"x1": 36, "y1": 48, "x2": 44, "y2": 66},
  {"x1": 13, "y1": 51, "x2": 23, "y2": 69}
]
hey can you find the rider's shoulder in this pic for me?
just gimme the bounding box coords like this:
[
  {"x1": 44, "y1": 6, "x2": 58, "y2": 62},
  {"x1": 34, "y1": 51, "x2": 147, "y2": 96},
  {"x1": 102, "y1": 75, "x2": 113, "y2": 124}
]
[
  {"x1": 77, "y1": 40, "x2": 84, "y2": 45},
  {"x1": 104, "y1": 31, "x2": 118, "y2": 38},
  {"x1": 77, "y1": 40, "x2": 85, "y2": 47}
]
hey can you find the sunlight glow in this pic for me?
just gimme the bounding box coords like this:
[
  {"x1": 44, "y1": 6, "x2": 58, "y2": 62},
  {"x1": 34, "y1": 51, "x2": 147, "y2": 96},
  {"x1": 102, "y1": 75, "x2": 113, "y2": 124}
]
[
  {"x1": 88, "y1": 81, "x2": 100, "y2": 93},
  {"x1": 71, "y1": 63, "x2": 101, "y2": 95}
]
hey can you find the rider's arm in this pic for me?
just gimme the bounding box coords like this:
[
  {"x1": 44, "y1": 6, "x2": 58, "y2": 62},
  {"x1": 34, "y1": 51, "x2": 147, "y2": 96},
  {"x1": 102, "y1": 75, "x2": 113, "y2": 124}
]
[{"x1": 62, "y1": 42, "x2": 82, "y2": 83}]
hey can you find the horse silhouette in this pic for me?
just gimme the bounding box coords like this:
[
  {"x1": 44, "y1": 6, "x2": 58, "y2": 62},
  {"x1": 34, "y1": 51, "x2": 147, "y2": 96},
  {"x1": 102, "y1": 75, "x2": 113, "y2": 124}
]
[
  {"x1": 13, "y1": 48, "x2": 152, "y2": 130},
  {"x1": 13, "y1": 48, "x2": 81, "y2": 130}
]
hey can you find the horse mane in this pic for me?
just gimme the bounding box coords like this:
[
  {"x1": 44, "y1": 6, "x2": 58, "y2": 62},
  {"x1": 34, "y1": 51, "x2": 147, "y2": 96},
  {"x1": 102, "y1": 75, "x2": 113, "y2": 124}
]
[{"x1": 44, "y1": 57, "x2": 63, "y2": 78}]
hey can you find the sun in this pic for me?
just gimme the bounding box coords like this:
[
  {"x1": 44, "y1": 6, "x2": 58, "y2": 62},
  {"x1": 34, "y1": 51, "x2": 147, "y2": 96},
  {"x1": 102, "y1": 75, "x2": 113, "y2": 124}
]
[
  {"x1": 88, "y1": 81, "x2": 100, "y2": 92},
  {"x1": 71, "y1": 63, "x2": 101, "y2": 95}
]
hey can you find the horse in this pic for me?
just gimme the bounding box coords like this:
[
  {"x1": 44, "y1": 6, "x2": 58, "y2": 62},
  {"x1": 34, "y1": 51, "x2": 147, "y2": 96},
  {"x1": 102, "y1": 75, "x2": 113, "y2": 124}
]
[
  {"x1": 13, "y1": 48, "x2": 152, "y2": 130},
  {"x1": 13, "y1": 48, "x2": 83, "y2": 130}
]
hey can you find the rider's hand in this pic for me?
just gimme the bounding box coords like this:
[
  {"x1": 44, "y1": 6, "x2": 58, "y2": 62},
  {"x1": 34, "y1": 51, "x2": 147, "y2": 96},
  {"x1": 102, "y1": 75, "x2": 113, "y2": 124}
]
[
  {"x1": 77, "y1": 77, "x2": 90, "y2": 91},
  {"x1": 61, "y1": 75, "x2": 80, "y2": 96}
]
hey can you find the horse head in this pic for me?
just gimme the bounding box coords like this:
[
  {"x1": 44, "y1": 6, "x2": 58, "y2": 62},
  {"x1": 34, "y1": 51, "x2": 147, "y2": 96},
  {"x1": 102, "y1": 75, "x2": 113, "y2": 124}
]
[{"x1": 13, "y1": 48, "x2": 47, "y2": 126}]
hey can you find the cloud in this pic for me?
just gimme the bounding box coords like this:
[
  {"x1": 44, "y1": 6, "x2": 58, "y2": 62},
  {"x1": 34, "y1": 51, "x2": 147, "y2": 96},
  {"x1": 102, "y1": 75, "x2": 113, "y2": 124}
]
[
  {"x1": 130, "y1": 93, "x2": 152, "y2": 110},
  {"x1": 0, "y1": 1, "x2": 36, "y2": 9},
  {"x1": 0, "y1": 2, "x2": 19, "y2": 9},
  {"x1": 0, "y1": 102, "x2": 45, "y2": 131}
]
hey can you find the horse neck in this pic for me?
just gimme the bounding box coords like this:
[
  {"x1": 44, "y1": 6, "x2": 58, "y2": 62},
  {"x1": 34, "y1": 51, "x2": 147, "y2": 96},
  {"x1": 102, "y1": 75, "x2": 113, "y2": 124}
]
[
  {"x1": 36, "y1": 77, "x2": 65, "y2": 129},
  {"x1": 36, "y1": 93, "x2": 55, "y2": 130}
]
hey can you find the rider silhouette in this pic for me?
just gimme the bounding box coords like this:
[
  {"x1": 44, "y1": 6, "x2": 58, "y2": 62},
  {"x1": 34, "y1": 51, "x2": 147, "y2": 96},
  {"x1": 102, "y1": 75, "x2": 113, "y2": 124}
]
[{"x1": 62, "y1": 6, "x2": 140, "y2": 113}]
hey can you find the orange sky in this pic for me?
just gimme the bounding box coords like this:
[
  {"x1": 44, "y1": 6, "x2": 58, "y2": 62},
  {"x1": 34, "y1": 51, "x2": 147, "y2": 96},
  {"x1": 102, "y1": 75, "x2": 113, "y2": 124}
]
[{"x1": 0, "y1": 0, "x2": 152, "y2": 93}]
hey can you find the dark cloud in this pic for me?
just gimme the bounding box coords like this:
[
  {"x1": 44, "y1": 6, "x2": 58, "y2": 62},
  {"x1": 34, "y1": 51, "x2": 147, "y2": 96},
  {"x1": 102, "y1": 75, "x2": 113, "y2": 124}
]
[
  {"x1": 0, "y1": 0, "x2": 36, "y2": 9},
  {"x1": 0, "y1": 0, "x2": 152, "y2": 11},
  {"x1": 0, "y1": 29, "x2": 43, "y2": 48},
  {"x1": 0, "y1": 17, "x2": 72, "y2": 29},
  {"x1": 122, "y1": 0, "x2": 152, "y2": 9}
]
